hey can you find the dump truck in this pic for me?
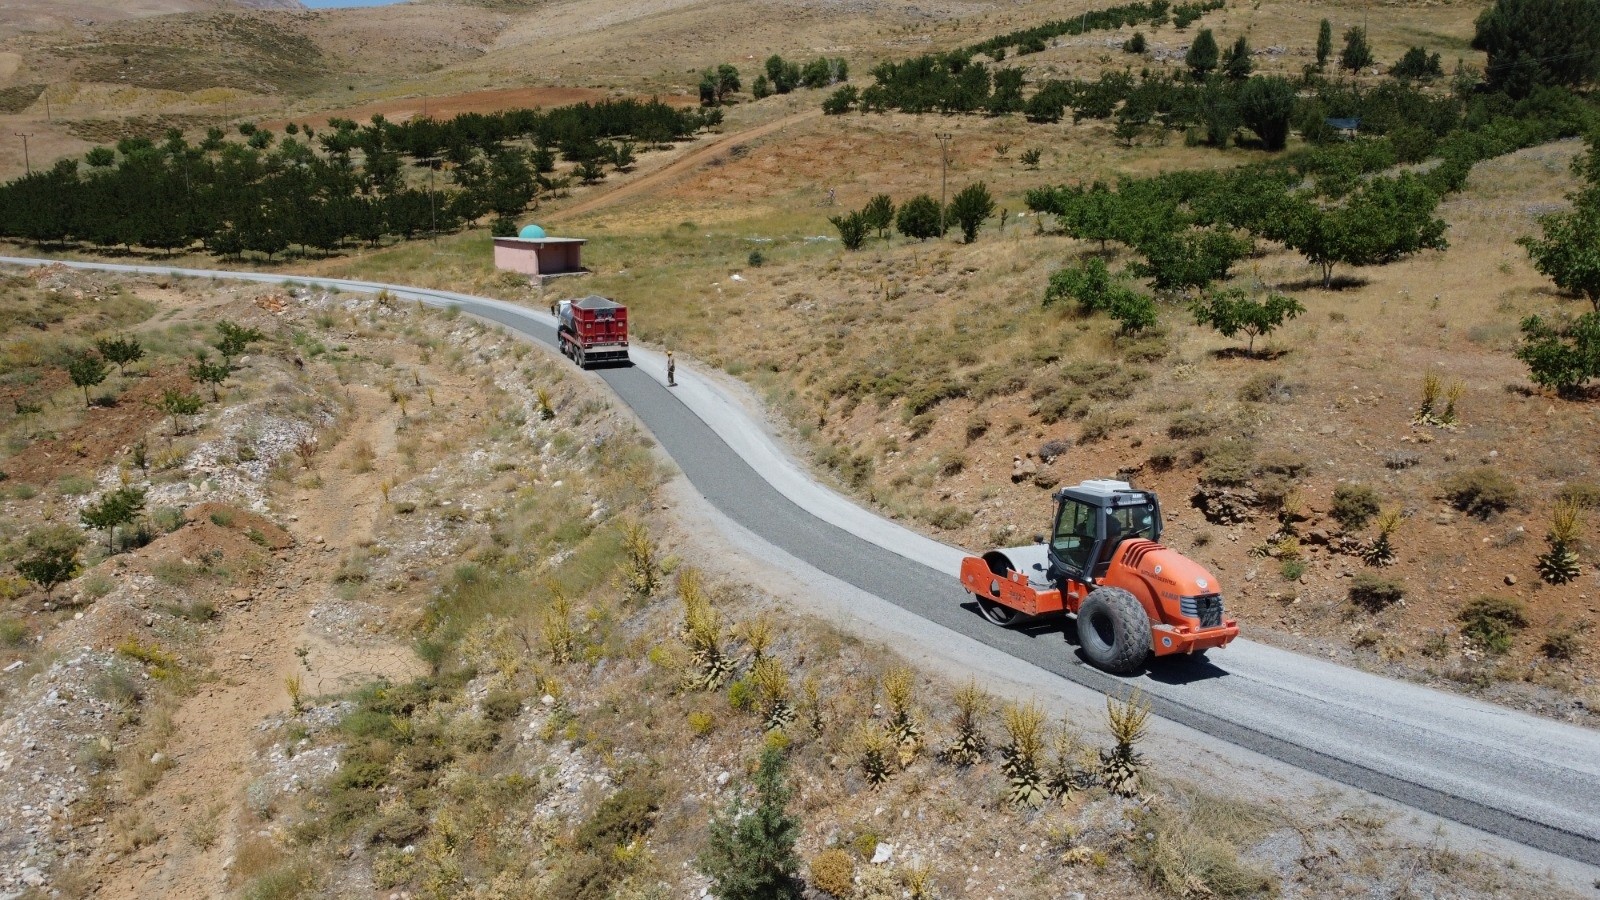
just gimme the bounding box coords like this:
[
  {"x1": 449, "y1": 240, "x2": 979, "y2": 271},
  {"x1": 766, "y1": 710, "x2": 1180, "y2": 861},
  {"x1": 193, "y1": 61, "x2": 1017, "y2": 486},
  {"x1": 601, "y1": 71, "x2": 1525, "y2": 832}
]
[
  {"x1": 958, "y1": 479, "x2": 1239, "y2": 673},
  {"x1": 557, "y1": 295, "x2": 629, "y2": 368}
]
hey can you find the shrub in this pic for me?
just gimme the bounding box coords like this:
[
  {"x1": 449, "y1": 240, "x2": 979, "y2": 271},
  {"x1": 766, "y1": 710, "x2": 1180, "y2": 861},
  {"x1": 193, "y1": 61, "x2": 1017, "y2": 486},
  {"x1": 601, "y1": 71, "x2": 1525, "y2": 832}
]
[
  {"x1": 809, "y1": 849, "x2": 855, "y2": 897},
  {"x1": 895, "y1": 195, "x2": 945, "y2": 241},
  {"x1": 1330, "y1": 484, "x2": 1381, "y2": 531},
  {"x1": 1557, "y1": 480, "x2": 1600, "y2": 508},
  {"x1": 16, "y1": 524, "x2": 84, "y2": 598},
  {"x1": 482, "y1": 689, "x2": 522, "y2": 722},
  {"x1": 1167, "y1": 410, "x2": 1220, "y2": 439},
  {"x1": 1458, "y1": 595, "x2": 1527, "y2": 654},
  {"x1": 1235, "y1": 369, "x2": 1286, "y2": 400},
  {"x1": 829, "y1": 210, "x2": 870, "y2": 250},
  {"x1": 1349, "y1": 574, "x2": 1404, "y2": 611},
  {"x1": 1441, "y1": 468, "x2": 1517, "y2": 518}
]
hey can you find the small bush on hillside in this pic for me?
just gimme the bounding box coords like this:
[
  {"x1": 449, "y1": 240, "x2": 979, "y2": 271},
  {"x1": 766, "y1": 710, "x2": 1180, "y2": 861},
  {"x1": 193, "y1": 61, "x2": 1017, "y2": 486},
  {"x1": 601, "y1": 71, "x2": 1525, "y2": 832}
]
[
  {"x1": 1348, "y1": 574, "x2": 1405, "y2": 611},
  {"x1": 1557, "y1": 480, "x2": 1600, "y2": 508},
  {"x1": 1441, "y1": 468, "x2": 1518, "y2": 519},
  {"x1": 810, "y1": 849, "x2": 855, "y2": 897},
  {"x1": 1167, "y1": 410, "x2": 1221, "y2": 439},
  {"x1": 1330, "y1": 484, "x2": 1381, "y2": 531},
  {"x1": 1458, "y1": 595, "x2": 1527, "y2": 654},
  {"x1": 1238, "y1": 371, "x2": 1293, "y2": 403}
]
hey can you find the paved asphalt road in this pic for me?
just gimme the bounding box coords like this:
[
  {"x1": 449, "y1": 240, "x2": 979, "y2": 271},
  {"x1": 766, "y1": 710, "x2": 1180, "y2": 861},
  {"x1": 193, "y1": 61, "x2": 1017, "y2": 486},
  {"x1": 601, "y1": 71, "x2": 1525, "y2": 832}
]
[{"x1": 7, "y1": 257, "x2": 1599, "y2": 870}]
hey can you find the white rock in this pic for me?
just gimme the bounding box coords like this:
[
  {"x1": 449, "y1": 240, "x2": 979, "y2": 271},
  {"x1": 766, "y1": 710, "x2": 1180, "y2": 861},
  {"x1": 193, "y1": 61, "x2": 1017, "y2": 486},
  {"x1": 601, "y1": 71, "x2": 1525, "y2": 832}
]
[
  {"x1": 150, "y1": 752, "x2": 165, "y2": 766},
  {"x1": 871, "y1": 843, "x2": 893, "y2": 864},
  {"x1": 3, "y1": 661, "x2": 22, "y2": 672},
  {"x1": 716, "y1": 771, "x2": 730, "y2": 786},
  {"x1": 21, "y1": 867, "x2": 46, "y2": 887}
]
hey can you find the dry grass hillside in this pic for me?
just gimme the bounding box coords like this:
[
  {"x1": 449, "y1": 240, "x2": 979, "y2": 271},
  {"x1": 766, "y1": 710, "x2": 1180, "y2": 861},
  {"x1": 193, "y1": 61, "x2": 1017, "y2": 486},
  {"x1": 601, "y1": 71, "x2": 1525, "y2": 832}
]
[
  {"x1": 225, "y1": 0, "x2": 1594, "y2": 723},
  {"x1": 0, "y1": 268, "x2": 1573, "y2": 900}
]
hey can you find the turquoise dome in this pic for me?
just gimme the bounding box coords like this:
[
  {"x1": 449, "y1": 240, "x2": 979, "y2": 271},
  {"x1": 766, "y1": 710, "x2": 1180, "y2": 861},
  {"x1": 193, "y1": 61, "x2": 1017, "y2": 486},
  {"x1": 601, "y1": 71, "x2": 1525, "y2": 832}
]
[{"x1": 518, "y1": 224, "x2": 547, "y2": 239}]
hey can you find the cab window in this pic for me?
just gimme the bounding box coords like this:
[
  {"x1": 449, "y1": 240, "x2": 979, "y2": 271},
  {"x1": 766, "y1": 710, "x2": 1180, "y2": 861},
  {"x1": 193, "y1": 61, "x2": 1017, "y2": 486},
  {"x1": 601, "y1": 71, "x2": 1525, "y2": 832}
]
[
  {"x1": 1108, "y1": 501, "x2": 1159, "y2": 543},
  {"x1": 1051, "y1": 498, "x2": 1097, "y2": 573}
]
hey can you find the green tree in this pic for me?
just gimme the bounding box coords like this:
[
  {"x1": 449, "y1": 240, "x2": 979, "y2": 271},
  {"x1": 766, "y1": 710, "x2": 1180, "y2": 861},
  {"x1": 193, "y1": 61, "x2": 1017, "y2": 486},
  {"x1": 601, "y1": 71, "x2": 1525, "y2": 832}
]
[
  {"x1": 766, "y1": 55, "x2": 800, "y2": 94},
  {"x1": 1236, "y1": 76, "x2": 1297, "y2": 151},
  {"x1": 718, "y1": 64, "x2": 742, "y2": 98},
  {"x1": 821, "y1": 85, "x2": 859, "y2": 115},
  {"x1": 1224, "y1": 35, "x2": 1254, "y2": 80},
  {"x1": 800, "y1": 58, "x2": 833, "y2": 89},
  {"x1": 157, "y1": 388, "x2": 204, "y2": 435},
  {"x1": 751, "y1": 75, "x2": 772, "y2": 99},
  {"x1": 1045, "y1": 257, "x2": 1117, "y2": 312},
  {"x1": 80, "y1": 486, "x2": 146, "y2": 554},
  {"x1": 67, "y1": 352, "x2": 109, "y2": 407},
  {"x1": 1473, "y1": 0, "x2": 1600, "y2": 98},
  {"x1": 1516, "y1": 312, "x2": 1600, "y2": 395},
  {"x1": 214, "y1": 321, "x2": 264, "y2": 362},
  {"x1": 1520, "y1": 196, "x2": 1600, "y2": 312},
  {"x1": 1132, "y1": 227, "x2": 1253, "y2": 294},
  {"x1": 1341, "y1": 26, "x2": 1374, "y2": 73},
  {"x1": 947, "y1": 182, "x2": 996, "y2": 243},
  {"x1": 829, "y1": 210, "x2": 870, "y2": 250},
  {"x1": 698, "y1": 746, "x2": 802, "y2": 900},
  {"x1": 610, "y1": 141, "x2": 637, "y2": 172},
  {"x1": 1316, "y1": 19, "x2": 1333, "y2": 70},
  {"x1": 188, "y1": 352, "x2": 231, "y2": 402},
  {"x1": 1392, "y1": 46, "x2": 1444, "y2": 80},
  {"x1": 16, "y1": 525, "x2": 84, "y2": 599},
  {"x1": 94, "y1": 336, "x2": 144, "y2": 375},
  {"x1": 896, "y1": 194, "x2": 946, "y2": 241},
  {"x1": 1044, "y1": 258, "x2": 1159, "y2": 334},
  {"x1": 1187, "y1": 29, "x2": 1220, "y2": 79},
  {"x1": 861, "y1": 194, "x2": 895, "y2": 238},
  {"x1": 1190, "y1": 288, "x2": 1306, "y2": 355},
  {"x1": 85, "y1": 147, "x2": 116, "y2": 168},
  {"x1": 1124, "y1": 32, "x2": 1147, "y2": 54},
  {"x1": 1266, "y1": 175, "x2": 1449, "y2": 289}
]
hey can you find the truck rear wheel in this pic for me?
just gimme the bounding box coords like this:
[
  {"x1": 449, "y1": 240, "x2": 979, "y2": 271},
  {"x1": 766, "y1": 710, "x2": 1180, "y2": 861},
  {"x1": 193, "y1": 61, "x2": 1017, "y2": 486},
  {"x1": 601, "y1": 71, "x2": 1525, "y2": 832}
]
[{"x1": 1076, "y1": 587, "x2": 1151, "y2": 674}]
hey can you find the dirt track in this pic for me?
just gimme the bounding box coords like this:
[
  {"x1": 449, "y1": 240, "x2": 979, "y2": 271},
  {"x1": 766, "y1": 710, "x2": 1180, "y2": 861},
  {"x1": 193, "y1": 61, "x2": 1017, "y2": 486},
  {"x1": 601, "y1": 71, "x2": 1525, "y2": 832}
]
[{"x1": 546, "y1": 108, "x2": 822, "y2": 223}]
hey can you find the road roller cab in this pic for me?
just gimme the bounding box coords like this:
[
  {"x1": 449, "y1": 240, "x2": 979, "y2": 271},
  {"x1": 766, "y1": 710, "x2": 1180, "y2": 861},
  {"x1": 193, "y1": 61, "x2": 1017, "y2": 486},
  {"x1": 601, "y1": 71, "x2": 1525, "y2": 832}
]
[{"x1": 957, "y1": 479, "x2": 1239, "y2": 673}]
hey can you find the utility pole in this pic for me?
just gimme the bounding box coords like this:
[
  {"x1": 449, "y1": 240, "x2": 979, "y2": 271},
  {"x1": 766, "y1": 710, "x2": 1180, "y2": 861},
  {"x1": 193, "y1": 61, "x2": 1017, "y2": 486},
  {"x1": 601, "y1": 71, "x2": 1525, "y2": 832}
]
[
  {"x1": 14, "y1": 133, "x2": 31, "y2": 174},
  {"x1": 935, "y1": 132, "x2": 952, "y2": 234}
]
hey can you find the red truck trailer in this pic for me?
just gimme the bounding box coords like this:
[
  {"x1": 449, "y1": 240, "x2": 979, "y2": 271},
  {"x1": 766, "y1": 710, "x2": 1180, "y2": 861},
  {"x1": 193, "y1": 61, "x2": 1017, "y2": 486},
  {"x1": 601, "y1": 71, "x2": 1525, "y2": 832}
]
[{"x1": 557, "y1": 295, "x2": 629, "y2": 368}]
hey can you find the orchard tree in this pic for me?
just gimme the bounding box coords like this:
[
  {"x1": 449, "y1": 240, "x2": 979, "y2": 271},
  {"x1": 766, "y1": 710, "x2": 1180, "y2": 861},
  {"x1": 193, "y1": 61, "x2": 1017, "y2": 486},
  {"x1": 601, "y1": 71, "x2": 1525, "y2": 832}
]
[
  {"x1": 1516, "y1": 312, "x2": 1600, "y2": 395},
  {"x1": 214, "y1": 321, "x2": 264, "y2": 363},
  {"x1": 1045, "y1": 257, "x2": 1116, "y2": 312},
  {"x1": 1187, "y1": 29, "x2": 1220, "y2": 79},
  {"x1": 948, "y1": 182, "x2": 996, "y2": 243},
  {"x1": 1131, "y1": 226, "x2": 1253, "y2": 294},
  {"x1": 80, "y1": 486, "x2": 146, "y2": 554},
  {"x1": 1266, "y1": 175, "x2": 1448, "y2": 289},
  {"x1": 1519, "y1": 196, "x2": 1600, "y2": 312},
  {"x1": 188, "y1": 351, "x2": 231, "y2": 402},
  {"x1": 1190, "y1": 288, "x2": 1306, "y2": 355},
  {"x1": 16, "y1": 525, "x2": 84, "y2": 599},
  {"x1": 861, "y1": 194, "x2": 895, "y2": 238},
  {"x1": 699, "y1": 746, "x2": 802, "y2": 900},
  {"x1": 66, "y1": 352, "x2": 109, "y2": 407},
  {"x1": 1316, "y1": 19, "x2": 1333, "y2": 70},
  {"x1": 1044, "y1": 258, "x2": 1157, "y2": 333},
  {"x1": 1236, "y1": 76, "x2": 1297, "y2": 151},
  {"x1": 1473, "y1": 0, "x2": 1600, "y2": 98},
  {"x1": 94, "y1": 336, "x2": 145, "y2": 375},
  {"x1": 157, "y1": 388, "x2": 204, "y2": 435},
  {"x1": 1341, "y1": 26, "x2": 1374, "y2": 73},
  {"x1": 896, "y1": 194, "x2": 945, "y2": 241}
]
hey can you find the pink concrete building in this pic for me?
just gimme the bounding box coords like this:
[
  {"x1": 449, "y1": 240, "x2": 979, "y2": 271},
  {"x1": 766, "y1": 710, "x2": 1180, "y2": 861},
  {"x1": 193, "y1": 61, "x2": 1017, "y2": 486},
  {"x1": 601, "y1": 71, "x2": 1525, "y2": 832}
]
[{"x1": 492, "y1": 224, "x2": 587, "y2": 277}]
